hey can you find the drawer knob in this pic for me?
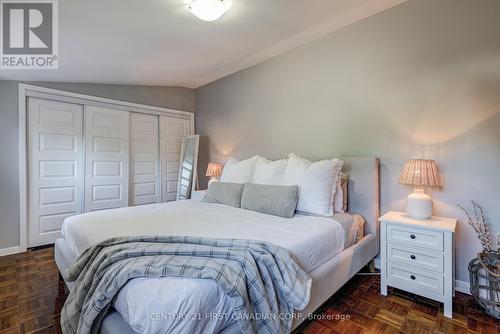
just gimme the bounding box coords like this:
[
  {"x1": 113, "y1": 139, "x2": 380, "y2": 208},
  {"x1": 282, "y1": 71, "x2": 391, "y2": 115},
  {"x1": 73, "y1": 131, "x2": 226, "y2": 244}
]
[
  {"x1": 410, "y1": 255, "x2": 416, "y2": 260},
  {"x1": 410, "y1": 234, "x2": 416, "y2": 239},
  {"x1": 410, "y1": 275, "x2": 416, "y2": 280}
]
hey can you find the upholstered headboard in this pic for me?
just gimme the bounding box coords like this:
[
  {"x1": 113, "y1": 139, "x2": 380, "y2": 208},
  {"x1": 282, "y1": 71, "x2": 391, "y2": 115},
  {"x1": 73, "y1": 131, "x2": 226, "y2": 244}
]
[{"x1": 341, "y1": 157, "x2": 380, "y2": 255}]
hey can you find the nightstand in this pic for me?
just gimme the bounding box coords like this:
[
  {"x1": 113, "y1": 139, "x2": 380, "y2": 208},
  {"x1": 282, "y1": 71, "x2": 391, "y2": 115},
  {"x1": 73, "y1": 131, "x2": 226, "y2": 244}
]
[
  {"x1": 190, "y1": 190, "x2": 206, "y2": 201},
  {"x1": 379, "y1": 211, "x2": 457, "y2": 318}
]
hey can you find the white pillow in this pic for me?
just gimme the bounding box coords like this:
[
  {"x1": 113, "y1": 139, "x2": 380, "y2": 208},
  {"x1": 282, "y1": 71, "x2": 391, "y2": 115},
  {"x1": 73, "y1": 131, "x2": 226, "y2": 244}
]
[
  {"x1": 283, "y1": 153, "x2": 343, "y2": 215},
  {"x1": 220, "y1": 156, "x2": 260, "y2": 183},
  {"x1": 251, "y1": 157, "x2": 288, "y2": 185}
]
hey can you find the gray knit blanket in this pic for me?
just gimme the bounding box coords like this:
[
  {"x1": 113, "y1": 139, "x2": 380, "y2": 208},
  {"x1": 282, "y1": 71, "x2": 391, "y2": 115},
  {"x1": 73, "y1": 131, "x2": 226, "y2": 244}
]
[{"x1": 60, "y1": 236, "x2": 311, "y2": 334}]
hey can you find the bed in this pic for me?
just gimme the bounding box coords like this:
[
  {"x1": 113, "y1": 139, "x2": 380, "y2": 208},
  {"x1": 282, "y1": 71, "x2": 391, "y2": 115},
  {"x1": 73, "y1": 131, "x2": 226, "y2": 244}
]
[{"x1": 54, "y1": 156, "x2": 379, "y2": 333}]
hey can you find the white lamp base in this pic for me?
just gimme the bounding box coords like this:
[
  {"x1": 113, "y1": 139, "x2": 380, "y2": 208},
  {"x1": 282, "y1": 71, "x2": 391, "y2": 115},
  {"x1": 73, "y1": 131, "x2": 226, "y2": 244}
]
[
  {"x1": 406, "y1": 188, "x2": 433, "y2": 220},
  {"x1": 207, "y1": 177, "x2": 219, "y2": 186}
]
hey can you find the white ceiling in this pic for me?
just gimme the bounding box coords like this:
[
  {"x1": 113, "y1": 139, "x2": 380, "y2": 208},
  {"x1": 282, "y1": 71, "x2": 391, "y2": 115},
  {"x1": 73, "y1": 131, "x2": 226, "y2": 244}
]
[{"x1": 0, "y1": 0, "x2": 405, "y2": 88}]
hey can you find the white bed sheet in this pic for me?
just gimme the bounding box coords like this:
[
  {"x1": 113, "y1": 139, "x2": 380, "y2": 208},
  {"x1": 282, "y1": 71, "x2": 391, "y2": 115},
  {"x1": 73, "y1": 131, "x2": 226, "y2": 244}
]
[
  {"x1": 62, "y1": 199, "x2": 345, "y2": 272},
  {"x1": 61, "y1": 200, "x2": 345, "y2": 334}
]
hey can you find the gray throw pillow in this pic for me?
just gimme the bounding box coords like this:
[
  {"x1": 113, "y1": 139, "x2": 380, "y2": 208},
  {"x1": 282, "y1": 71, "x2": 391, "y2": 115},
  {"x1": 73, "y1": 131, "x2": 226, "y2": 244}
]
[
  {"x1": 202, "y1": 182, "x2": 245, "y2": 208},
  {"x1": 241, "y1": 183, "x2": 298, "y2": 218}
]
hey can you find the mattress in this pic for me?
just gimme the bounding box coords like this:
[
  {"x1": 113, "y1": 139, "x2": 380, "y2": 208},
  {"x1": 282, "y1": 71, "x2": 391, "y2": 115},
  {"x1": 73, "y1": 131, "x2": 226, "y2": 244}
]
[
  {"x1": 62, "y1": 199, "x2": 346, "y2": 273},
  {"x1": 61, "y1": 199, "x2": 347, "y2": 334}
]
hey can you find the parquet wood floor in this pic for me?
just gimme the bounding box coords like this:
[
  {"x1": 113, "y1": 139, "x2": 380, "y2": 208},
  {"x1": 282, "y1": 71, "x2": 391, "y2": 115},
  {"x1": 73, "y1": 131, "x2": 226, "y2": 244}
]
[{"x1": 0, "y1": 247, "x2": 498, "y2": 333}]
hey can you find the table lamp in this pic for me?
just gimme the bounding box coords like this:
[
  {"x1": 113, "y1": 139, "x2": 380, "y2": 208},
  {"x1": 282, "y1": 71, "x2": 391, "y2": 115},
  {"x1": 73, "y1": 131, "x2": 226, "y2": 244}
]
[
  {"x1": 206, "y1": 162, "x2": 223, "y2": 186},
  {"x1": 399, "y1": 159, "x2": 441, "y2": 220}
]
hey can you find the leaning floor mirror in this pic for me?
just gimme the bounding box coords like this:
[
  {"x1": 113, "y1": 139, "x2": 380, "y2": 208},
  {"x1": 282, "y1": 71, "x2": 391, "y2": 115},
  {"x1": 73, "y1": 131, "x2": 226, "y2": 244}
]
[{"x1": 176, "y1": 135, "x2": 200, "y2": 200}]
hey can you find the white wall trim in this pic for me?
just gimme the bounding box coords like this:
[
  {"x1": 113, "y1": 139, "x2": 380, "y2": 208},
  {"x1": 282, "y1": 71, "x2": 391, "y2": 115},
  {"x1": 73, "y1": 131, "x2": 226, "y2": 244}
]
[
  {"x1": 19, "y1": 85, "x2": 28, "y2": 253},
  {"x1": 374, "y1": 258, "x2": 470, "y2": 295},
  {"x1": 454, "y1": 279, "x2": 471, "y2": 295},
  {"x1": 18, "y1": 83, "x2": 195, "y2": 252},
  {"x1": 0, "y1": 246, "x2": 22, "y2": 257},
  {"x1": 19, "y1": 84, "x2": 195, "y2": 118}
]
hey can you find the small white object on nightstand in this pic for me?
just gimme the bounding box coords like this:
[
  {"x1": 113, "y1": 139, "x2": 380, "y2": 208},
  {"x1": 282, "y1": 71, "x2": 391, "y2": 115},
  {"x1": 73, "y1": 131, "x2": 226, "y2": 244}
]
[{"x1": 379, "y1": 211, "x2": 457, "y2": 318}]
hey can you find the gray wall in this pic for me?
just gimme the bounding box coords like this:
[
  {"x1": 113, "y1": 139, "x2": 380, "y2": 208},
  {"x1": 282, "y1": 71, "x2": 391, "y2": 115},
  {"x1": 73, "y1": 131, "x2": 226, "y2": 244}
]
[
  {"x1": 196, "y1": 0, "x2": 500, "y2": 283},
  {"x1": 0, "y1": 81, "x2": 21, "y2": 249},
  {"x1": 0, "y1": 81, "x2": 195, "y2": 249}
]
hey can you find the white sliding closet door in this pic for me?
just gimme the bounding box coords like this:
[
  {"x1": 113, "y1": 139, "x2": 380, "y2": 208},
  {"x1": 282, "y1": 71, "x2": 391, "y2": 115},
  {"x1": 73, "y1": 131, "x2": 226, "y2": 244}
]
[
  {"x1": 85, "y1": 106, "x2": 129, "y2": 211},
  {"x1": 28, "y1": 98, "x2": 84, "y2": 247},
  {"x1": 129, "y1": 113, "x2": 160, "y2": 205},
  {"x1": 159, "y1": 116, "x2": 192, "y2": 201}
]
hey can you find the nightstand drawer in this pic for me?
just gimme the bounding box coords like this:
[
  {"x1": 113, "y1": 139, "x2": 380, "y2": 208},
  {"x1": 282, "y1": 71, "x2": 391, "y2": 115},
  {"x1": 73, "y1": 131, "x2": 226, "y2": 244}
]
[
  {"x1": 387, "y1": 262, "x2": 443, "y2": 295},
  {"x1": 387, "y1": 243, "x2": 444, "y2": 272},
  {"x1": 387, "y1": 224, "x2": 443, "y2": 251}
]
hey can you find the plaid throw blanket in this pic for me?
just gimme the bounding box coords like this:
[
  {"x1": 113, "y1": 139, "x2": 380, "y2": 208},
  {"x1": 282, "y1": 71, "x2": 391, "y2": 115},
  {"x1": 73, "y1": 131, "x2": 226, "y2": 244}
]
[{"x1": 60, "y1": 236, "x2": 311, "y2": 334}]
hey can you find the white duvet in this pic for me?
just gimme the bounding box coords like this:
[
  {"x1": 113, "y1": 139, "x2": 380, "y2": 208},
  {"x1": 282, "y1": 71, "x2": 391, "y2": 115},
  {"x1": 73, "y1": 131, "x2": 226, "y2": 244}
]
[{"x1": 62, "y1": 200, "x2": 345, "y2": 334}]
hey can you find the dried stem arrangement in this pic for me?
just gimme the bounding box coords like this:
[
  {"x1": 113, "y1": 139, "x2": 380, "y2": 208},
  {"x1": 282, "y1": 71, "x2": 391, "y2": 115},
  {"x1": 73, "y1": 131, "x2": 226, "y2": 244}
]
[
  {"x1": 461, "y1": 201, "x2": 500, "y2": 319},
  {"x1": 457, "y1": 200, "x2": 496, "y2": 252}
]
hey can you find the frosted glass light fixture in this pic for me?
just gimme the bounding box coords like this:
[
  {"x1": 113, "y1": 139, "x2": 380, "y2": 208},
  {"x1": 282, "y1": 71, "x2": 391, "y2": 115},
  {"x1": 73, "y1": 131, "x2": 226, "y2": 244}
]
[{"x1": 189, "y1": 0, "x2": 231, "y2": 21}]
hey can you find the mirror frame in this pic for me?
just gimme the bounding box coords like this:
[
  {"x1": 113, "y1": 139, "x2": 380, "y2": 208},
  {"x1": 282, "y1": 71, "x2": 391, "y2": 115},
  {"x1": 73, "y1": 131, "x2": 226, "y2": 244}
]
[{"x1": 176, "y1": 134, "x2": 199, "y2": 200}]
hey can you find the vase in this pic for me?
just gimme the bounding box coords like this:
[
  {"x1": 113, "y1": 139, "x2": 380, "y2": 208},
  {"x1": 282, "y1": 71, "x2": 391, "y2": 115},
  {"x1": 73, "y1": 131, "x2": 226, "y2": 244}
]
[{"x1": 469, "y1": 251, "x2": 500, "y2": 319}]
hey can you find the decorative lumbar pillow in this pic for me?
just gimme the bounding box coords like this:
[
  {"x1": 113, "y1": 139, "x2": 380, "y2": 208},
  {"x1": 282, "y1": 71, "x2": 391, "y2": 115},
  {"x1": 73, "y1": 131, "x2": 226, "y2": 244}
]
[
  {"x1": 202, "y1": 182, "x2": 245, "y2": 208},
  {"x1": 341, "y1": 174, "x2": 349, "y2": 212},
  {"x1": 251, "y1": 157, "x2": 288, "y2": 185},
  {"x1": 333, "y1": 177, "x2": 343, "y2": 213},
  {"x1": 333, "y1": 172, "x2": 349, "y2": 213},
  {"x1": 283, "y1": 153, "x2": 343, "y2": 215},
  {"x1": 220, "y1": 156, "x2": 260, "y2": 183},
  {"x1": 241, "y1": 183, "x2": 299, "y2": 218}
]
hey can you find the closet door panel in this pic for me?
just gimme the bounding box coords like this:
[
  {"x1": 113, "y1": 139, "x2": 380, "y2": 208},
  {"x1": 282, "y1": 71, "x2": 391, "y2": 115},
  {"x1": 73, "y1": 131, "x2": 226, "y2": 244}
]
[
  {"x1": 28, "y1": 98, "x2": 84, "y2": 247},
  {"x1": 85, "y1": 106, "x2": 129, "y2": 211},
  {"x1": 130, "y1": 113, "x2": 160, "y2": 205},
  {"x1": 159, "y1": 116, "x2": 192, "y2": 202}
]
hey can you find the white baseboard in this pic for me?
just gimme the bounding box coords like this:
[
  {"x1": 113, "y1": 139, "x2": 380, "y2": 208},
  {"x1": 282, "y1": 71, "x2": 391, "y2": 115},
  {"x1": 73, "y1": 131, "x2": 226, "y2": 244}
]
[
  {"x1": 454, "y1": 279, "x2": 471, "y2": 294},
  {"x1": 0, "y1": 245, "x2": 22, "y2": 257},
  {"x1": 372, "y1": 258, "x2": 470, "y2": 295}
]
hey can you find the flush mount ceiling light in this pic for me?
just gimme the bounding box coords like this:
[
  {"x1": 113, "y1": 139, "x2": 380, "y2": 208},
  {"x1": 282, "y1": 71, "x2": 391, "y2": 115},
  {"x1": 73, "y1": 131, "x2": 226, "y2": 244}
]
[{"x1": 188, "y1": 0, "x2": 231, "y2": 21}]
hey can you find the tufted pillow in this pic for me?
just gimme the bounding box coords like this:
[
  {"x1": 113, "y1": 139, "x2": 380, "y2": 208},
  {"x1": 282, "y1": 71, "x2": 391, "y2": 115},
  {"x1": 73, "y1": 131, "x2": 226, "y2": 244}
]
[
  {"x1": 251, "y1": 157, "x2": 288, "y2": 185},
  {"x1": 220, "y1": 156, "x2": 260, "y2": 183},
  {"x1": 283, "y1": 153, "x2": 343, "y2": 215}
]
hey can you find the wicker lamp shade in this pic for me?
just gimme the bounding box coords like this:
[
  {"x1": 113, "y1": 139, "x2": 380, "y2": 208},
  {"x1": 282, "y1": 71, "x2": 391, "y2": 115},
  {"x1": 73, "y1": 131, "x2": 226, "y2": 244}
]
[
  {"x1": 206, "y1": 162, "x2": 223, "y2": 177},
  {"x1": 399, "y1": 159, "x2": 440, "y2": 188}
]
